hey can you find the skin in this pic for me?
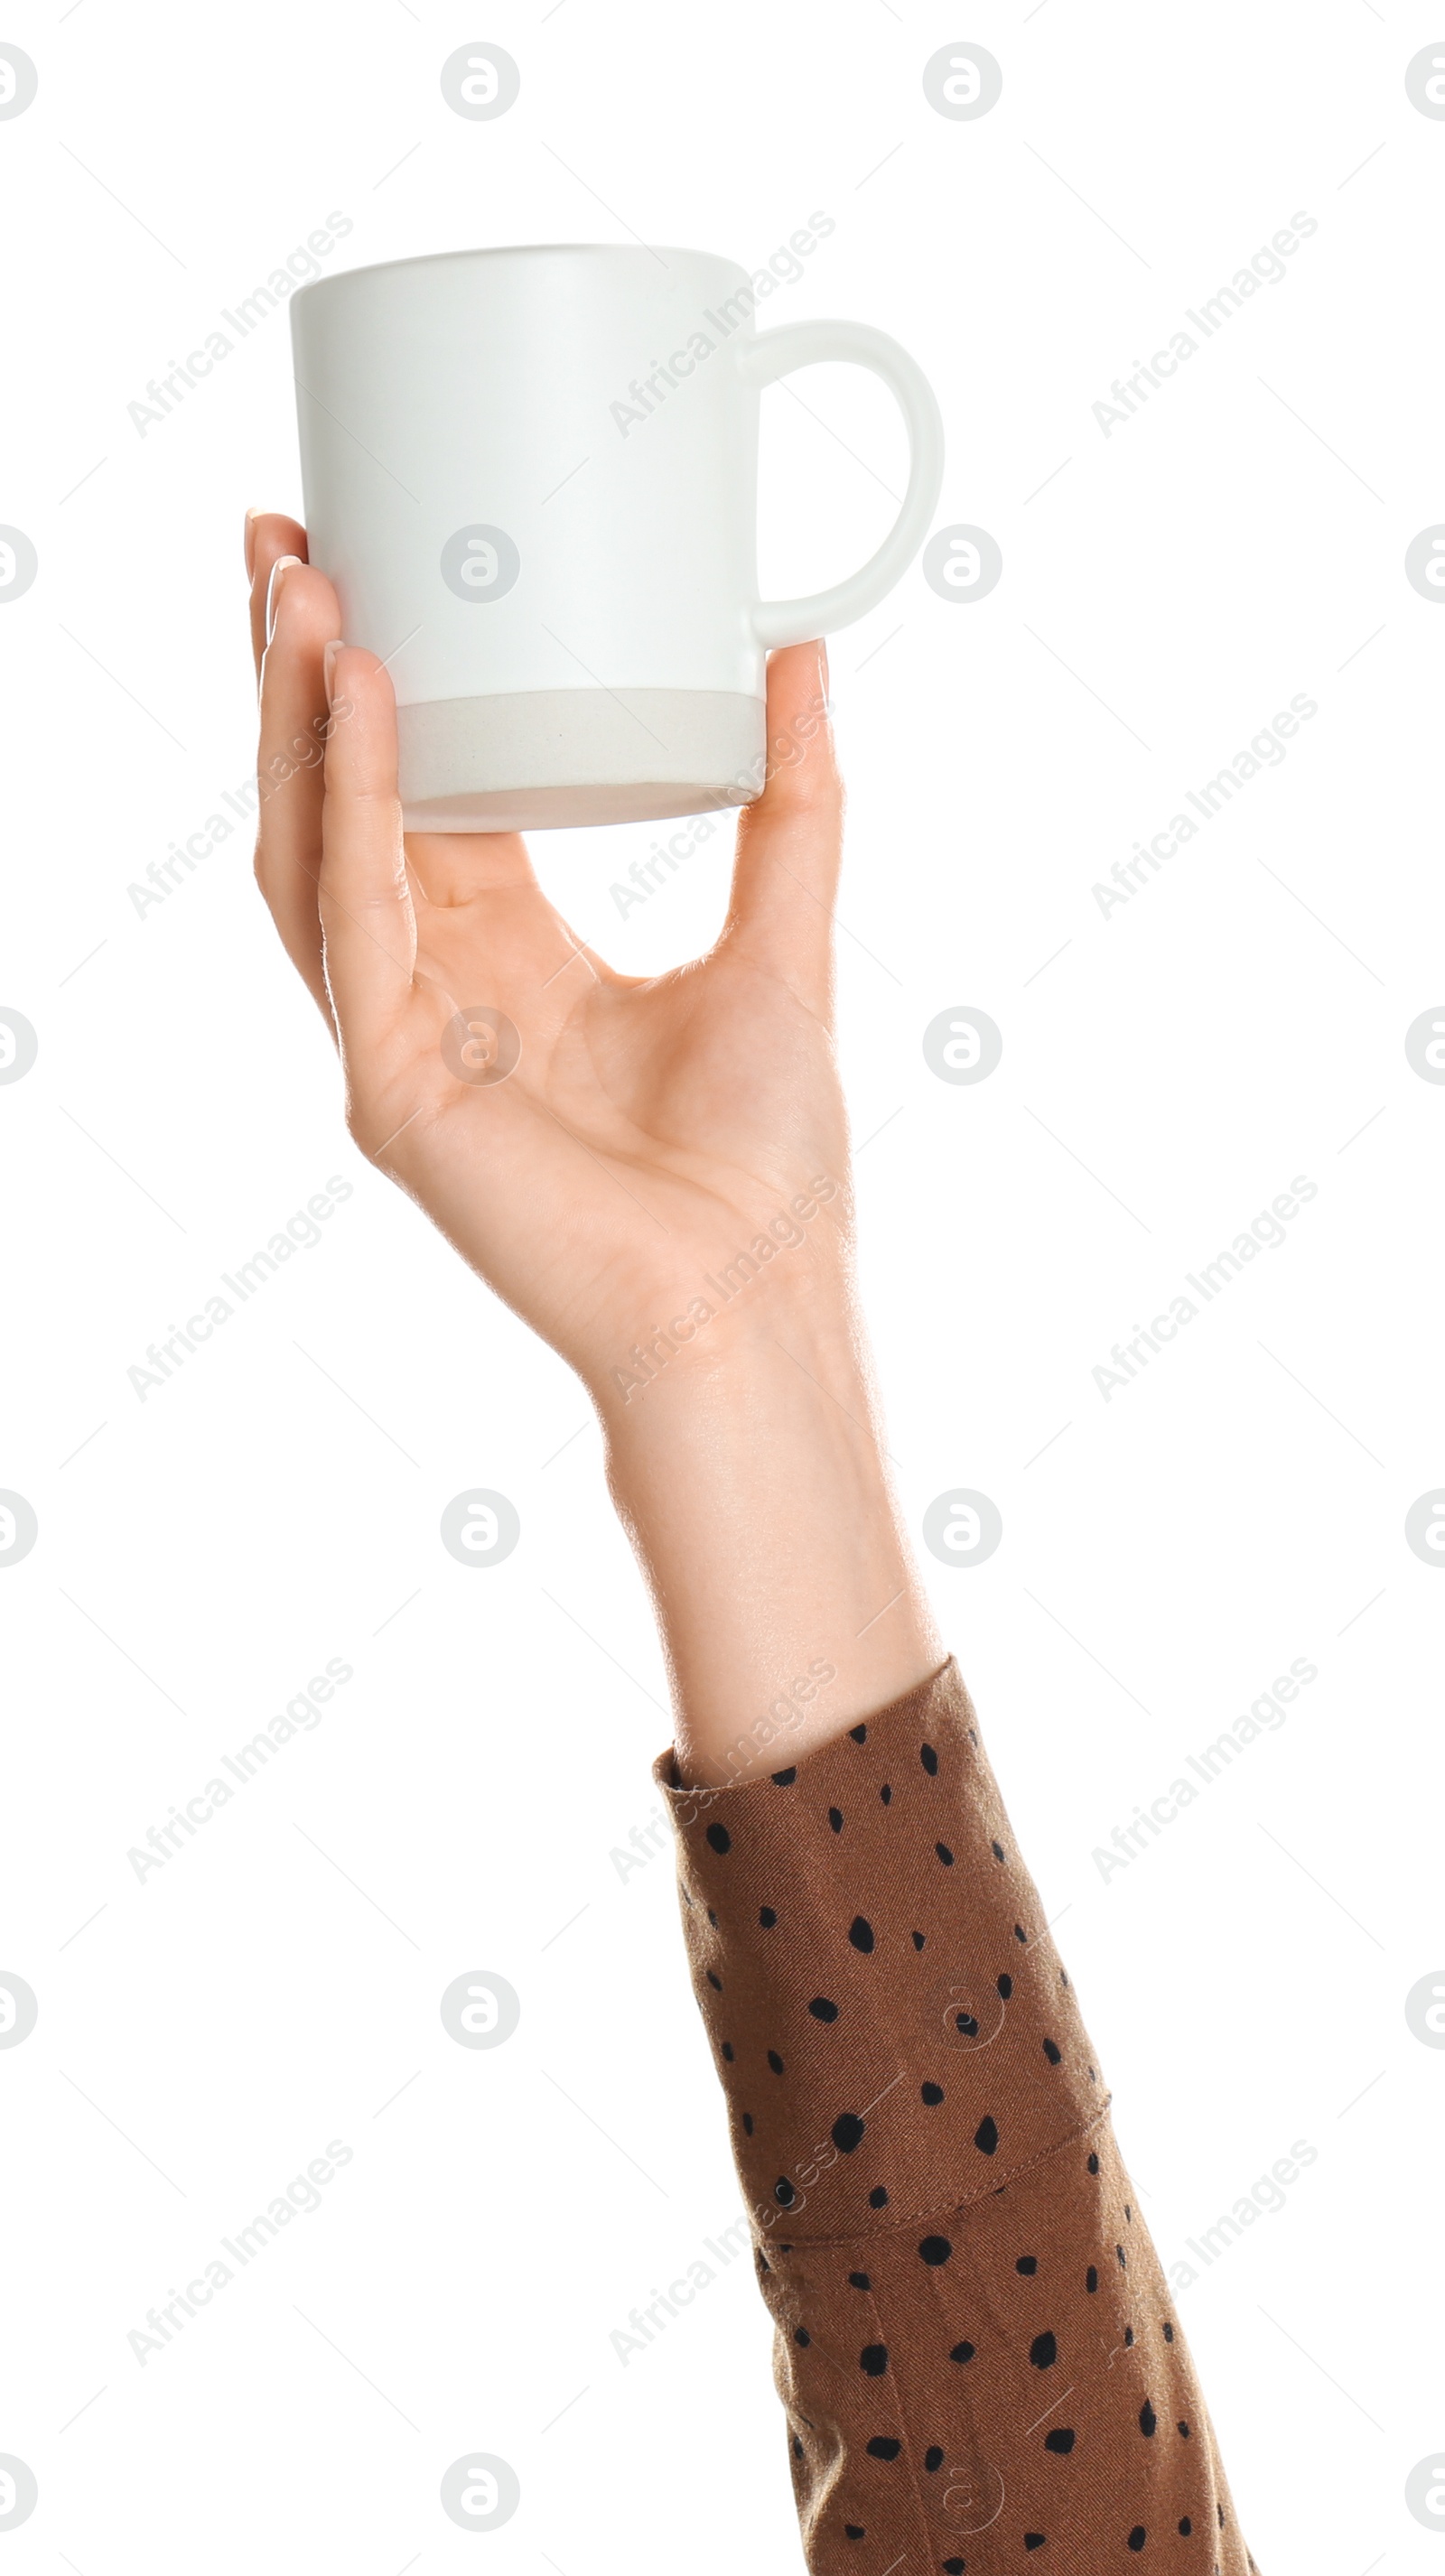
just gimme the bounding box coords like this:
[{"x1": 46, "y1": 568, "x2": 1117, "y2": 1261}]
[{"x1": 247, "y1": 508, "x2": 943, "y2": 1786}]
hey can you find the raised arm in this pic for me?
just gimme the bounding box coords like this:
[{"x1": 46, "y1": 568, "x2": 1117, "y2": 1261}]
[{"x1": 249, "y1": 508, "x2": 1258, "y2": 2573}]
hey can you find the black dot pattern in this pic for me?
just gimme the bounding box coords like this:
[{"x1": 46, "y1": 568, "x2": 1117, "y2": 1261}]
[{"x1": 653, "y1": 1657, "x2": 1253, "y2": 2573}]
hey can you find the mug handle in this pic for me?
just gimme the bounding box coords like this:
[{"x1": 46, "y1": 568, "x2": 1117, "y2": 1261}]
[{"x1": 738, "y1": 319, "x2": 946, "y2": 648}]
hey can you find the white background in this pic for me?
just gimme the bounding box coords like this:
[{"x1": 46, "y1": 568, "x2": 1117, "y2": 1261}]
[{"x1": 2, "y1": 3, "x2": 1442, "y2": 2569}]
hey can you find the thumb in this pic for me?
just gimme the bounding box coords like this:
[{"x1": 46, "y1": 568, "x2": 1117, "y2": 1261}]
[{"x1": 723, "y1": 640, "x2": 843, "y2": 1010}]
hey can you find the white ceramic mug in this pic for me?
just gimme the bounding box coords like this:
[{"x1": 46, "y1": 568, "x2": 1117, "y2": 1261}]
[{"x1": 289, "y1": 244, "x2": 944, "y2": 832}]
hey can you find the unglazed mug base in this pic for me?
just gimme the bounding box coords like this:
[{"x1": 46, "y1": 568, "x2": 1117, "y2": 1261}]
[{"x1": 396, "y1": 685, "x2": 765, "y2": 833}]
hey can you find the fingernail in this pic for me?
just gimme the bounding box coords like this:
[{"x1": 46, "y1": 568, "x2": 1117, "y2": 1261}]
[
  {"x1": 244, "y1": 507, "x2": 261, "y2": 581},
  {"x1": 265, "y1": 553, "x2": 303, "y2": 644},
  {"x1": 322, "y1": 638, "x2": 341, "y2": 708}
]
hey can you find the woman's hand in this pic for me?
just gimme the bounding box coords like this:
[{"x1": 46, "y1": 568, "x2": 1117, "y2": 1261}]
[
  {"x1": 247, "y1": 508, "x2": 941, "y2": 1774},
  {"x1": 249, "y1": 509, "x2": 849, "y2": 1394}
]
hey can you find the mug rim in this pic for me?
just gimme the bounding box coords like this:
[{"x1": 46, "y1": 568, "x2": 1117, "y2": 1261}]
[{"x1": 292, "y1": 241, "x2": 750, "y2": 308}]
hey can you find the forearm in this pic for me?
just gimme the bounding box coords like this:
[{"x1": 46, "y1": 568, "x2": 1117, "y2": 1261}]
[
  {"x1": 620, "y1": 1274, "x2": 1258, "y2": 2576},
  {"x1": 601, "y1": 1292, "x2": 943, "y2": 1789},
  {"x1": 657, "y1": 1664, "x2": 1256, "y2": 2574}
]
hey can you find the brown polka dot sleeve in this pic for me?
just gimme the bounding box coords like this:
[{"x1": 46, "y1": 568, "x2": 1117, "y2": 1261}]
[{"x1": 653, "y1": 1658, "x2": 1258, "y2": 2574}]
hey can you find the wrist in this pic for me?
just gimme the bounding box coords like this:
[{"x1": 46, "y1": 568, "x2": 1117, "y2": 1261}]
[
  {"x1": 601, "y1": 1301, "x2": 943, "y2": 1788},
  {"x1": 582, "y1": 1158, "x2": 857, "y2": 1429},
  {"x1": 595, "y1": 1269, "x2": 862, "y2": 1433}
]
